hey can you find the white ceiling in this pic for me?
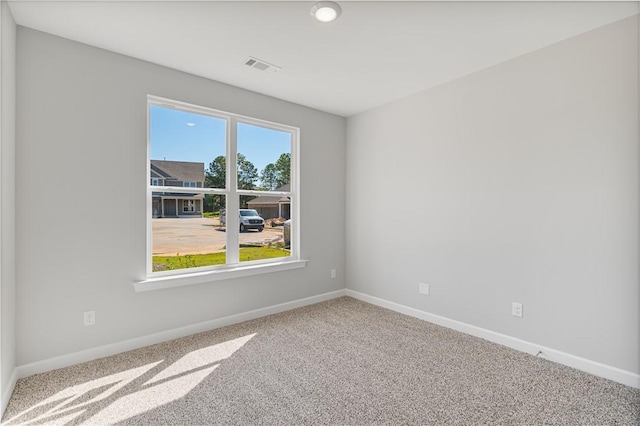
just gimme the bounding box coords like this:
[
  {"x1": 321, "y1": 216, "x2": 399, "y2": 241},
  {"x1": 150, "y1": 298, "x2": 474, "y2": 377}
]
[{"x1": 8, "y1": 1, "x2": 639, "y2": 117}]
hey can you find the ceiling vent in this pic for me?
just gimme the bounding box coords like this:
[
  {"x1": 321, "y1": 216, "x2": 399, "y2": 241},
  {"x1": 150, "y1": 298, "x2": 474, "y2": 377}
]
[{"x1": 245, "y1": 57, "x2": 281, "y2": 73}]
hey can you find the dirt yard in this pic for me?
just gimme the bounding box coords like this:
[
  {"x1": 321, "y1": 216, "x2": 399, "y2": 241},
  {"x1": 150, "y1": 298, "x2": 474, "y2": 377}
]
[{"x1": 152, "y1": 217, "x2": 285, "y2": 256}]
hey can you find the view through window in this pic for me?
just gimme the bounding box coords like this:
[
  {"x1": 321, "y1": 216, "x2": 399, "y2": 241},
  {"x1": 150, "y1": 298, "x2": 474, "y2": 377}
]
[{"x1": 148, "y1": 97, "x2": 296, "y2": 275}]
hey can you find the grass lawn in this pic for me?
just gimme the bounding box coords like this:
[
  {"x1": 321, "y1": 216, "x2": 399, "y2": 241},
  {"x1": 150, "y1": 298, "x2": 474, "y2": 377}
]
[{"x1": 153, "y1": 246, "x2": 290, "y2": 271}]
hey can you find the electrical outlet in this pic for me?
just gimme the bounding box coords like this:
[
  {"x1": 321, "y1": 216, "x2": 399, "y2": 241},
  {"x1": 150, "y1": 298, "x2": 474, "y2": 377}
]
[
  {"x1": 330, "y1": 269, "x2": 337, "y2": 279},
  {"x1": 84, "y1": 310, "x2": 96, "y2": 326},
  {"x1": 419, "y1": 283, "x2": 429, "y2": 295},
  {"x1": 512, "y1": 302, "x2": 523, "y2": 318}
]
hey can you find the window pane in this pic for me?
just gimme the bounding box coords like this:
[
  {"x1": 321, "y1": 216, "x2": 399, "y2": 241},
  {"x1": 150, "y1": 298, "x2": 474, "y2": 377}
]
[
  {"x1": 237, "y1": 199, "x2": 291, "y2": 263},
  {"x1": 237, "y1": 122, "x2": 291, "y2": 192},
  {"x1": 152, "y1": 194, "x2": 227, "y2": 272},
  {"x1": 149, "y1": 105, "x2": 226, "y2": 189}
]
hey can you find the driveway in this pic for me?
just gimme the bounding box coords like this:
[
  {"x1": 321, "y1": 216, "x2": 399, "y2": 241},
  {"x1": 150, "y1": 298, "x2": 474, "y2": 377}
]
[{"x1": 152, "y1": 217, "x2": 284, "y2": 256}]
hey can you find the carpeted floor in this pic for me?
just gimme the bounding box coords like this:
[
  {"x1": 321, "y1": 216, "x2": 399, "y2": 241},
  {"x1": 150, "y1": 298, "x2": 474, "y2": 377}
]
[{"x1": 3, "y1": 297, "x2": 640, "y2": 425}]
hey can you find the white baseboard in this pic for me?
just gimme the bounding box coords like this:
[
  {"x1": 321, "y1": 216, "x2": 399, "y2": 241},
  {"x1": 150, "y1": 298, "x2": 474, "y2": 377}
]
[
  {"x1": 15, "y1": 288, "x2": 638, "y2": 390},
  {"x1": 2, "y1": 367, "x2": 18, "y2": 414},
  {"x1": 346, "y1": 289, "x2": 640, "y2": 389},
  {"x1": 17, "y1": 289, "x2": 347, "y2": 379}
]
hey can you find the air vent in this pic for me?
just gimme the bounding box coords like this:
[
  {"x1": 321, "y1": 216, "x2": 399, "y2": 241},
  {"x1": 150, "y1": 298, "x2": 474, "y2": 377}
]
[{"x1": 245, "y1": 56, "x2": 281, "y2": 73}]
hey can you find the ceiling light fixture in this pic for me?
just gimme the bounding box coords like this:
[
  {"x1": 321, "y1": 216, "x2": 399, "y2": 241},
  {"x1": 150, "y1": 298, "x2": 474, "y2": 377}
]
[{"x1": 310, "y1": 1, "x2": 342, "y2": 23}]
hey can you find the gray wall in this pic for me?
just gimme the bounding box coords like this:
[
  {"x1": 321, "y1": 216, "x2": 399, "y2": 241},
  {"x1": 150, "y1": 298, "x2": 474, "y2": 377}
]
[
  {"x1": 346, "y1": 16, "x2": 639, "y2": 373},
  {"x1": 1, "y1": 1, "x2": 17, "y2": 408},
  {"x1": 16, "y1": 28, "x2": 346, "y2": 365}
]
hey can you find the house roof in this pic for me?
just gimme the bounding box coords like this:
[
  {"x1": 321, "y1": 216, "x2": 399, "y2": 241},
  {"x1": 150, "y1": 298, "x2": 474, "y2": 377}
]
[
  {"x1": 150, "y1": 160, "x2": 204, "y2": 183},
  {"x1": 247, "y1": 184, "x2": 291, "y2": 206},
  {"x1": 150, "y1": 169, "x2": 165, "y2": 179},
  {"x1": 152, "y1": 192, "x2": 204, "y2": 199}
]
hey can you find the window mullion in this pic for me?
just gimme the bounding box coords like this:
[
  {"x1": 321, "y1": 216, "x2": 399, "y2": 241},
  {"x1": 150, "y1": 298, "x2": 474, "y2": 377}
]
[
  {"x1": 226, "y1": 117, "x2": 239, "y2": 264},
  {"x1": 291, "y1": 128, "x2": 299, "y2": 257}
]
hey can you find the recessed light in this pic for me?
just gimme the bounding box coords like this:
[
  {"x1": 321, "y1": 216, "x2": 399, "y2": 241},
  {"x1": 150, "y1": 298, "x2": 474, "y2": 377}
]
[
  {"x1": 186, "y1": 123, "x2": 195, "y2": 127},
  {"x1": 310, "y1": 1, "x2": 342, "y2": 23}
]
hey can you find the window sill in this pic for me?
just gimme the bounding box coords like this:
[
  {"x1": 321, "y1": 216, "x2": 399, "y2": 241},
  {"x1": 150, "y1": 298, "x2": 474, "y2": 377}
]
[{"x1": 134, "y1": 259, "x2": 308, "y2": 292}]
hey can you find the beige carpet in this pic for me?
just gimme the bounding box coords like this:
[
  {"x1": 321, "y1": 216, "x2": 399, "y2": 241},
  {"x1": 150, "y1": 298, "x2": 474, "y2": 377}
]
[{"x1": 3, "y1": 297, "x2": 639, "y2": 425}]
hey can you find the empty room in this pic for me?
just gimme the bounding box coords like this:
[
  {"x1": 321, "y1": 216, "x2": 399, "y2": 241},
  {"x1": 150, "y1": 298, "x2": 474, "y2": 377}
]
[{"x1": 0, "y1": 0, "x2": 638, "y2": 424}]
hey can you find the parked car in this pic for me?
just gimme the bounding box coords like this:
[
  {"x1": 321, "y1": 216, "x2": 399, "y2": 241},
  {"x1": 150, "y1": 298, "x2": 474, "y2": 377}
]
[
  {"x1": 220, "y1": 209, "x2": 265, "y2": 232},
  {"x1": 283, "y1": 219, "x2": 291, "y2": 249},
  {"x1": 239, "y1": 209, "x2": 264, "y2": 232}
]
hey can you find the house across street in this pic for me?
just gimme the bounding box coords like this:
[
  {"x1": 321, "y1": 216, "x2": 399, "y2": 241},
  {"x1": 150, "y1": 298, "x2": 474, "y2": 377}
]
[{"x1": 150, "y1": 160, "x2": 205, "y2": 218}]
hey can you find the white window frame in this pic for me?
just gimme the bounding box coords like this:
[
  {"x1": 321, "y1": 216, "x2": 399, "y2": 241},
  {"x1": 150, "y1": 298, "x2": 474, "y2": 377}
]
[
  {"x1": 183, "y1": 181, "x2": 197, "y2": 188},
  {"x1": 136, "y1": 95, "x2": 305, "y2": 291},
  {"x1": 151, "y1": 178, "x2": 162, "y2": 186}
]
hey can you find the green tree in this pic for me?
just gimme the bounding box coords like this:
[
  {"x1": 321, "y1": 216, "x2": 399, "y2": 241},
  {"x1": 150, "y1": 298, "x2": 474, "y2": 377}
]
[
  {"x1": 259, "y1": 153, "x2": 291, "y2": 190},
  {"x1": 205, "y1": 155, "x2": 226, "y2": 189},
  {"x1": 260, "y1": 163, "x2": 279, "y2": 190},
  {"x1": 205, "y1": 154, "x2": 258, "y2": 190},
  {"x1": 205, "y1": 154, "x2": 258, "y2": 209},
  {"x1": 274, "y1": 153, "x2": 291, "y2": 187},
  {"x1": 205, "y1": 156, "x2": 227, "y2": 211},
  {"x1": 237, "y1": 153, "x2": 258, "y2": 190}
]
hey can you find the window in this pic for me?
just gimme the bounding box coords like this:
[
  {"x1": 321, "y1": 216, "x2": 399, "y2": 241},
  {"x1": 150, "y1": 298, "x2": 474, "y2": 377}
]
[
  {"x1": 182, "y1": 200, "x2": 195, "y2": 212},
  {"x1": 146, "y1": 96, "x2": 300, "y2": 280}
]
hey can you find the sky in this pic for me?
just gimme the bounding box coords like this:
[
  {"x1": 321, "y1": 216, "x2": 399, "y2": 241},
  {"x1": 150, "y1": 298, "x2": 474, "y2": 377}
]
[{"x1": 149, "y1": 105, "x2": 291, "y2": 182}]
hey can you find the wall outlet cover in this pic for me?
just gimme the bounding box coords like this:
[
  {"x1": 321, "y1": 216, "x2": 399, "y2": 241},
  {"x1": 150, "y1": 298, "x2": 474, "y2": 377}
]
[
  {"x1": 512, "y1": 302, "x2": 523, "y2": 318},
  {"x1": 84, "y1": 310, "x2": 96, "y2": 326}
]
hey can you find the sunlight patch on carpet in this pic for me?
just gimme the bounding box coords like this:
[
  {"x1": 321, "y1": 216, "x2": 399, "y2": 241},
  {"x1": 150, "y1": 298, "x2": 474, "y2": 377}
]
[
  {"x1": 4, "y1": 362, "x2": 162, "y2": 424},
  {"x1": 5, "y1": 333, "x2": 256, "y2": 425},
  {"x1": 86, "y1": 365, "x2": 219, "y2": 424},
  {"x1": 145, "y1": 333, "x2": 256, "y2": 385}
]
